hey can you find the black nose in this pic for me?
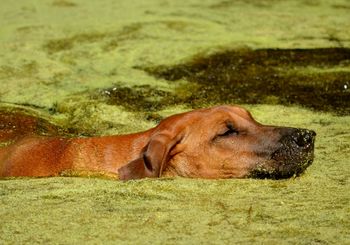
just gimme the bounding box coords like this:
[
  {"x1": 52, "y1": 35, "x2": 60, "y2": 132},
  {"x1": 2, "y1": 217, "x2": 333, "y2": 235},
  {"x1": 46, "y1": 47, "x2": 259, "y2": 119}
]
[{"x1": 291, "y1": 129, "x2": 316, "y2": 147}]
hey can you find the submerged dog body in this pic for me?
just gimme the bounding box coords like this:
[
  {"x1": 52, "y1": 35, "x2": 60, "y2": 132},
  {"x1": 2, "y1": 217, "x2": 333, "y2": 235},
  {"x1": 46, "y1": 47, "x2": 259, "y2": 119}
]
[{"x1": 0, "y1": 105, "x2": 315, "y2": 180}]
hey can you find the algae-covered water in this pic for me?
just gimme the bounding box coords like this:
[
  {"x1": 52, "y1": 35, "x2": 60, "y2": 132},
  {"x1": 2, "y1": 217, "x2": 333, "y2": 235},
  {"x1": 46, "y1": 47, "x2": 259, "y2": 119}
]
[{"x1": 1, "y1": 0, "x2": 349, "y2": 244}]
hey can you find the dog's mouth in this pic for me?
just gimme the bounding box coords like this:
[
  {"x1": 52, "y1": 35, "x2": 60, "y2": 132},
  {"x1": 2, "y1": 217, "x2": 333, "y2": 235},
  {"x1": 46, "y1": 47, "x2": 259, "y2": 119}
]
[{"x1": 249, "y1": 128, "x2": 316, "y2": 179}]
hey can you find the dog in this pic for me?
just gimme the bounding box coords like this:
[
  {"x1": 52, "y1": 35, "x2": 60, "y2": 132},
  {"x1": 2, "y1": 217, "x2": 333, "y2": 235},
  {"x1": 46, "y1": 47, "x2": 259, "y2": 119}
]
[{"x1": 0, "y1": 105, "x2": 315, "y2": 180}]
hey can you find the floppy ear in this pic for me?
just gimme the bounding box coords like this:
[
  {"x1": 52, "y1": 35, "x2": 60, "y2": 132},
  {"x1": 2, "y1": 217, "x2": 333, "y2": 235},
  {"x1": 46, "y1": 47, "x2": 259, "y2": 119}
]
[{"x1": 118, "y1": 133, "x2": 181, "y2": 180}]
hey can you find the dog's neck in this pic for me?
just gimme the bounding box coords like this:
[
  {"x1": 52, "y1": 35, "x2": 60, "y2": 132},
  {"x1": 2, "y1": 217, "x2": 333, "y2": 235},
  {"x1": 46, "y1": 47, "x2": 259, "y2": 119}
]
[{"x1": 61, "y1": 129, "x2": 154, "y2": 177}]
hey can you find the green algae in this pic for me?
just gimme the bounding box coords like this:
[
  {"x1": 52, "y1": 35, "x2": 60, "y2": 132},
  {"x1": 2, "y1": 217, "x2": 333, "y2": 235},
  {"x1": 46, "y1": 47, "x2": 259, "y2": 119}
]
[
  {"x1": 2, "y1": 0, "x2": 350, "y2": 109},
  {"x1": 0, "y1": 0, "x2": 350, "y2": 244}
]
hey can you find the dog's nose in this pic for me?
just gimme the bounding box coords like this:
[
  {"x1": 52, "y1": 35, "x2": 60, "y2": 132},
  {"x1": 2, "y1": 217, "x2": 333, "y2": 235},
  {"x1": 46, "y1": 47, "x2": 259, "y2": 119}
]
[{"x1": 291, "y1": 129, "x2": 316, "y2": 147}]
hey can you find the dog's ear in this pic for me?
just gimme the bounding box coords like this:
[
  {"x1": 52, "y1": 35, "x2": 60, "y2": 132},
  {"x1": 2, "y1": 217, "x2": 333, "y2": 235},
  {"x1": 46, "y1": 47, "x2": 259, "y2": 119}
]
[{"x1": 118, "y1": 133, "x2": 182, "y2": 180}]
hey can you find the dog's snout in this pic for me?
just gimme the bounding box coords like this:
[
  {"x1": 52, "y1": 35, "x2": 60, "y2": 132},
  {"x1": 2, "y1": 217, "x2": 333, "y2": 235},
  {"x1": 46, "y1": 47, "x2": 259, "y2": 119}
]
[
  {"x1": 277, "y1": 127, "x2": 316, "y2": 148},
  {"x1": 291, "y1": 129, "x2": 316, "y2": 147}
]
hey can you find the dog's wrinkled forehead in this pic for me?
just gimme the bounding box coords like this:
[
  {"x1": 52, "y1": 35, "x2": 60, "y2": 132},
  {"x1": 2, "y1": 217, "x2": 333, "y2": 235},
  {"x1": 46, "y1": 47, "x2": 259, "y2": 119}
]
[
  {"x1": 156, "y1": 106, "x2": 254, "y2": 130},
  {"x1": 157, "y1": 105, "x2": 255, "y2": 136},
  {"x1": 194, "y1": 105, "x2": 251, "y2": 119},
  {"x1": 218, "y1": 105, "x2": 255, "y2": 120},
  {"x1": 198, "y1": 105, "x2": 256, "y2": 125}
]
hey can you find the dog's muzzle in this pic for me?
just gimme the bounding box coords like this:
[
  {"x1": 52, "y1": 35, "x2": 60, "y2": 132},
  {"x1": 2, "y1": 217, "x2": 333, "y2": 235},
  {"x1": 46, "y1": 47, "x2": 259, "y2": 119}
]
[{"x1": 250, "y1": 128, "x2": 316, "y2": 179}]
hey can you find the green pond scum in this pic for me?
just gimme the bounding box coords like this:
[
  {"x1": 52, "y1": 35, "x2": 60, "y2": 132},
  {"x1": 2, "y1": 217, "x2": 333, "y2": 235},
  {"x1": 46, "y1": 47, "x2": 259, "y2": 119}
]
[{"x1": 1, "y1": 0, "x2": 350, "y2": 244}]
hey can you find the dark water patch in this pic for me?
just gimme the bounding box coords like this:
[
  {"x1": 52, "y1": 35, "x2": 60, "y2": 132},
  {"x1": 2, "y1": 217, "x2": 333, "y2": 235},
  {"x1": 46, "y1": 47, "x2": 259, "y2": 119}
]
[
  {"x1": 44, "y1": 32, "x2": 108, "y2": 54},
  {"x1": 0, "y1": 61, "x2": 38, "y2": 79},
  {"x1": 44, "y1": 24, "x2": 143, "y2": 54},
  {"x1": 140, "y1": 48, "x2": 350, "y2": 115},
  {"x1": 98, "y1": 84, "x2": 172, "y2": 114},
  {"x1": 211, "y1": 0, "x2": 278, "y2": 9},
  {"x1": 332, "y1": 4, "x2": 350, "y2": 10},
  {"x1": 52, "y1": 0, "x2": 77, "y2": 7}
]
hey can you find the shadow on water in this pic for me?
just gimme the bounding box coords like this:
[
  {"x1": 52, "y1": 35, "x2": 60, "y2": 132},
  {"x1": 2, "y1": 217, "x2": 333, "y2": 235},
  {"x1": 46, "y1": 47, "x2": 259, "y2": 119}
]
[{"x1": 102, "y1": 48, "x2": 350, "y2": 115}]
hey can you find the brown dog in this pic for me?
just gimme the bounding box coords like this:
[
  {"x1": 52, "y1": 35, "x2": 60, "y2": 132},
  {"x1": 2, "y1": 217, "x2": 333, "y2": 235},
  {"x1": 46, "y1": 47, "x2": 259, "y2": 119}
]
[{"x1": 0, "y1": 105, "x2": 315, "y2": 180}]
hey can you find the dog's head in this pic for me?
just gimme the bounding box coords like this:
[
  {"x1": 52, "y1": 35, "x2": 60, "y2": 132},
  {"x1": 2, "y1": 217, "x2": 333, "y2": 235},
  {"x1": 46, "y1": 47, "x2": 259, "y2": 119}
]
[{"x1": 118, "y1": 105, "x2": 315, "y2": 180}]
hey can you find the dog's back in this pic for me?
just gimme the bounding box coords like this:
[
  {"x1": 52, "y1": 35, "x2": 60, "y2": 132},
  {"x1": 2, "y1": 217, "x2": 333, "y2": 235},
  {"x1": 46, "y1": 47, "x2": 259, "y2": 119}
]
[{"x1": 0, "y1": 109, "x2": 60, "y2": 177}]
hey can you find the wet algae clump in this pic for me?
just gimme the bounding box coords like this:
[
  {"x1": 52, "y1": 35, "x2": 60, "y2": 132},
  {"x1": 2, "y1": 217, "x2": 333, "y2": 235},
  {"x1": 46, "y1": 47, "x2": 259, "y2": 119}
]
[{"x1": 141, "y1": 48, "x2": 350, "y2": 115}]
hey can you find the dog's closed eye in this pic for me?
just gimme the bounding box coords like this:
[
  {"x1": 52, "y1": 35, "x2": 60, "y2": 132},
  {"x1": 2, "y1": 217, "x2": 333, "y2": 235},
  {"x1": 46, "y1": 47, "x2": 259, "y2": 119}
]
[{"x1": 217, "y1": 123, "x2": 239, "y2": 137}]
